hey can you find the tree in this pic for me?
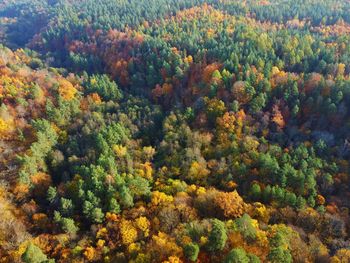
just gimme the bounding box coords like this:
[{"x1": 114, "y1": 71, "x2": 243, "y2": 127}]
[
  {"x1": 54, "y1": 211, "x2": 79, "y2": 235},
  {"x1": 271, "y1": 104, "x2": 285, "y2": 130},
  {"x1": 109, "y1": 198, "x2": 121, "y2": 214},
  {"x1": 214, "y1": 191, "x2": 246, "y2": 218},
  {"x1": 61, "y1": 217, "x2": 79, "y2": 235},
  {"x1": 184, "y1": 242, "x2": 200, "y2": 262},
  {"x1": 296, "y1": 196, "x2": 306, "y2": 210},
  {"x1": 83, "y1": 201, "x2": 104, "y2": 223},
  {"x1": 268, "y1": 247, "x2": 292, "y2": 263},
  {"x1": 332, "y1": 249, "x2": 350, "y2": 263},
  {"x1": 224, "y1": 248, "x2": 249, "y2": 263},
  {"x1": 195, "y1": 189, "x2": 246, "y2": 219},
  {"x1": 22, "y1": 243, "x2": 48, "y2": 263},
  {"x1": 47, "y1": 186, "x2": 57, "y2": 204},
  {"x1": 84, "y1": 74, "x2": 123, "y2": 101},
  {"x1": 248, "y1": 254, "x2": 261, "y2": 263},
  {"x1": 249, "y1": 184, "x2": 261, "y2": 201},
  {"x1": 207, "y1": 219, "x2": 227, "y2": 251},
  {"x1": 127, "y1": 175, "x2": 151, "y2": 198},
  {"x1": 230, "y1": 100, "x2": 240, "y2": 112},
  {"x1": 268, "y1": 230, "x2": 292, "y2": 263},
  {"x1": 188, "y1": 161, "x2": 210, "y2": 183},
  {"x1": 232, "y1": 81, "x2": 255, "y2": 104},
  {"x1": 285, "y1": 192, "x2": 297, "y2": 207},
  {"x1": 83, "y1": 246, "x2": 96, "y2": 261},
  {"x1": 119, "y1": 187, "x2": 134, "y2": 208},
  {"x1": 211, "y1": 69, "x2": 223, "y2": 85},
  {"x1": 135, "y1": 216, "x2": 150, "y2": 238},
  {"x1": 250, "y1": 93, "x2": 266, "y2": 113},
  {"x1": 235, "y1": 214, "x2": 257, "y2": 242},
  {"x1": 205, "y1": 97, "x2": 226, "y2": 124},
  {"x1": 58, "y1": 79, "x2": 77, "y2": 101},
  {"x1": 120, "y1": 219, "x2": 138, "y2": 245},
  {"x1": 60, "y1": 197, "x2": 74, "y2": 216}
]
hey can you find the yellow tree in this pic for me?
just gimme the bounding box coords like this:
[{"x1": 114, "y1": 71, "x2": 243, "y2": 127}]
[
  {"x1": 120, "y1": 219, "x2": 138, "y2": 245},
  {"x1": 58, "y1": 79, "x2": 77, "y2": 100},
  {"x1": 188, "y1": 161, "x2": 210, "y2": 183}
]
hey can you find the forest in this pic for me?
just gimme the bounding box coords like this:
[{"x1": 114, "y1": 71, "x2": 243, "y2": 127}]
[{"x1": 1, "y1": 0, "x2": 350, "y2": 262}]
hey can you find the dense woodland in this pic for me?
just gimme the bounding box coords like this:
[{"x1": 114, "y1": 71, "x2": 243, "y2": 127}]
[{"x1": 1, "y1": 0, "x2": 350, "y2": 262}]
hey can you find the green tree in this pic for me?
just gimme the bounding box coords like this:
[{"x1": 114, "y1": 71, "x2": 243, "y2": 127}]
[
  {"x1": 207, "y1": 219, "x2": 227, "y2": 251},
  {"x1": 54, "y1": 211, "x2": 79, "y2": 235},
  {"x1": 249, "y1": 184, "x2": 261, "y2": 201},
  {"x1": 47, "y1": 186, "x2": 57, "y2": 204},
  {"x1": 83, "y1": 201, "x2": 104, "y2": 223},
  {"x1": 184, "y1": 242, "x2": 200, "y2": 262},
  {"x1": 22, "y1": 243, "x2": 48, "y2": 263},
  {"x1": 61, "y1": 218, "x2": 79, "y2": 235},
  {"x1": 296, "y1": 196, "x2": 306, "y2": 210},
  {"x1": 60, "y1": 198, "x2": 74, "y2": 216},
  {"x1": 268, "y1": 230, "x2": 292, "y2": 263},
  {"x1": 249, "y1": 93, "x2": 266, "y2": 113},
  {"x1": 285, "y1": 192, "x2": 297, "y2": 207},
  {"x1": 235, "y1": 214, "x2": 257, "y2": 242},
  {"x1": 248, "y1": 254, "x2": 261, "y2": 263},
  {"x1": 224, "y1": 248, "x2": 249, "y2": 263},
  {"x1": 84, "y1": 74, "x2": 123, "y2": 101},
  {"x1": 268, "y1": 247, "x2": 292, "y2": 263},
  {"x1": 109, "y1": 198, "x2": 121, "y2": 214}
]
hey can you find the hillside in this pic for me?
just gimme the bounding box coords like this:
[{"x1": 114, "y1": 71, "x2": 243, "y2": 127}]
[{"x1": 1, "y1": 1, "x2": 350, "y2": 262}]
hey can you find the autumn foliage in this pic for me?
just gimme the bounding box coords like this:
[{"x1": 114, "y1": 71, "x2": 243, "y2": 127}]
[{"x1": 1, "y1": 0, "x2": 350, "y2": 262}]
